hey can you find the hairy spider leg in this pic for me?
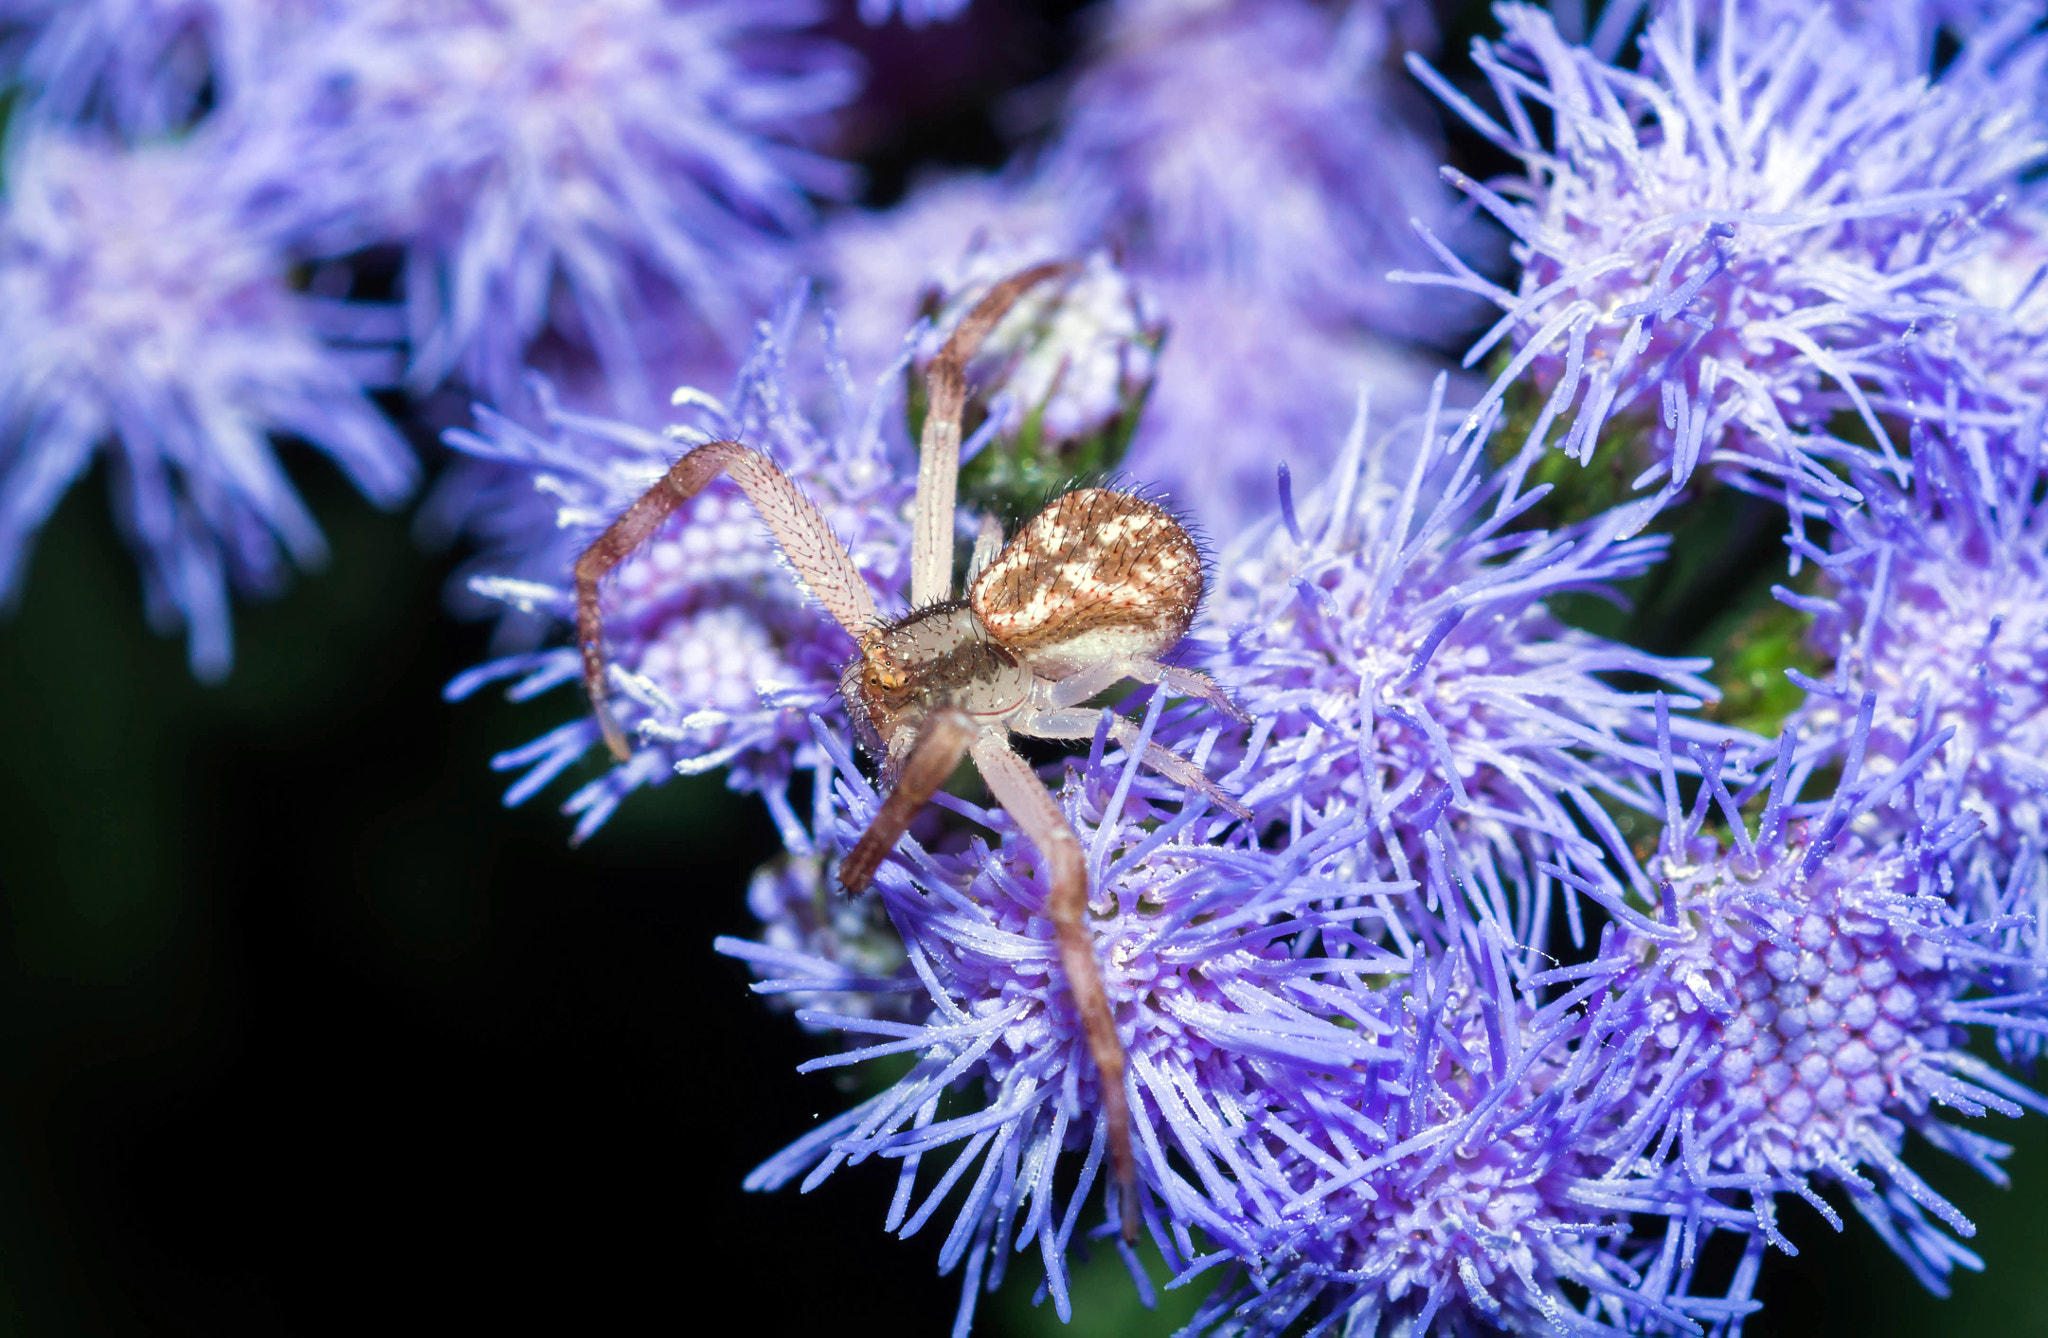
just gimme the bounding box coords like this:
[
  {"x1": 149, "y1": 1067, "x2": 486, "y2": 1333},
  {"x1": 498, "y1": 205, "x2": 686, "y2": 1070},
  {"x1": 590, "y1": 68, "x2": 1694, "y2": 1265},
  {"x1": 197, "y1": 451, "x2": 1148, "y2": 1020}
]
[
  {"x1": 838, "y1": 707, "x2": 976, "y2": 891},
  {"x1": 970, "y1": 732, "x2": 1141, "y2": 1241},
  {"x1": 909, "y1": 260, "x2": 1077, "y2": 607},
  {"x1": 1015, "y1": 706, "x2": 1252, "y2": 820},
  {"x1": 573, "y1": 439, "x2": 880, "y2": 761}
]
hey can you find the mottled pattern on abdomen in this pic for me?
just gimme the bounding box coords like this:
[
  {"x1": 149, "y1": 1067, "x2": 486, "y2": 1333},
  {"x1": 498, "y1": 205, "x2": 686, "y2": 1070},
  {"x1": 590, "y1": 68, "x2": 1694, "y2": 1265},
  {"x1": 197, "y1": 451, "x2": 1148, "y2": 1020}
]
[{"x1": 969, "y1": 488, "x2": 1202, "y2": 666}]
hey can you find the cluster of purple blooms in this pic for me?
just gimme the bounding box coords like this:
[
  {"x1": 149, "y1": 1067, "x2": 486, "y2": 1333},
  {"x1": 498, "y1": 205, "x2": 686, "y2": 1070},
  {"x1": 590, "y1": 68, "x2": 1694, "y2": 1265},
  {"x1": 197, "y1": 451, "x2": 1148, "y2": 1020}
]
[{"x1": 9, "y1": 0, "x2": 2048, "y2": 1334}]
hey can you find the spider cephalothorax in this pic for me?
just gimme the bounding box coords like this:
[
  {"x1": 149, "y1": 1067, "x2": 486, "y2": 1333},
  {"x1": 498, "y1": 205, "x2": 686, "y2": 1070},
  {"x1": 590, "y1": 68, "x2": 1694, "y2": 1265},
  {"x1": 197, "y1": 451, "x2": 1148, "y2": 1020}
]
[{"x1": 571, "y1": 263, "x2": 1247, "y2": 1238}]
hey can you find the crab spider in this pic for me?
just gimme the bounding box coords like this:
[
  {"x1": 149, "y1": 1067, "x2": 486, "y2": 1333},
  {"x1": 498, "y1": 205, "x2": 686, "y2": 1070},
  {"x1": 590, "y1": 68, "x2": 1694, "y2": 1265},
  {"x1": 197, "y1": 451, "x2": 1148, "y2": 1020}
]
[{"x1": 572, "y1": 263, "x2": 1250, "y2": 1240}]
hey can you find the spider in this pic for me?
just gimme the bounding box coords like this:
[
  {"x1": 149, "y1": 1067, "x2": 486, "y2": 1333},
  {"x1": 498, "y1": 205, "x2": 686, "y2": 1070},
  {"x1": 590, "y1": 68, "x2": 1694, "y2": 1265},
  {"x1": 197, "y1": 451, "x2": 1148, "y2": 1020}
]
[{"x1": 571, "y1": 263, "x2": 1250, "y2": 1240}]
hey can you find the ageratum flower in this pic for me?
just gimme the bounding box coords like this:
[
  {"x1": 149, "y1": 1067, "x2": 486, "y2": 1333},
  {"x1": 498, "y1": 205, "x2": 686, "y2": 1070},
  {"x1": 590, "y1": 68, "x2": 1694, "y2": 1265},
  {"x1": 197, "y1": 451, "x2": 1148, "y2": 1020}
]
[
  {"x1": 1405, "y1": 3, "x2": 2048, "y2": 499},
  {"x1": 818, "y1": 174, "x2": 1160, "y2": 468},
  {"x1": 1185, "y1": 914, "x2": 1745, "y2": 1338},
  {"x1": 815, "y1": 171, "x2": 1436, "y2": 537},
  {"x1": 266, "y1": 0, "x2": 858, "y2": 413},
  {"x1": 0, "y1": 123, "x2": 415, "y2": 679},
  {"x1": 444, "y1": 293, "x2": 924, "y2": 845},
  {"x1": 739, "y1": 847, "x2": 913, "y2": 1028},
  {"x1": 1040, "y1": 0, "x2": 1463, "y2": 340},
  {"x1": 1579, "y1": 698, "x2": 2048, "y2": 1299},
  {"x1": 1195, "y1": 378, "x2": 1739, "y2": 961},
  {"x1": 1784, "y1": 420, "x2": 2048, "y2": 875},
  {"x1": 722, "y1": 704, "x2": 1416, "y2": 1335},
  {"x1": 0, "y1": 0, "x2": 321, "y2": 135}
]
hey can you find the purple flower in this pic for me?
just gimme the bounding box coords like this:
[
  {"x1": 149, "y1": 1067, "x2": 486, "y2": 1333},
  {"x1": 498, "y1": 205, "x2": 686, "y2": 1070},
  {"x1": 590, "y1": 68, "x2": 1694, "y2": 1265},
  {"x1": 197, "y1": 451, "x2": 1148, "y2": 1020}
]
[
  {"x1": 1579, "y1": 697, "x2": 2048, "y2": 1299},
  {"x1": 0, "y1": 0, "x2": 322, "y2": 135},
  {"x1": 814, "y1": 171, "x2": 1449, "y2": 537},
  {"x1": 813, "y1": 174, "x2": 1070, "y2": 382},
  {"x1": 261, "y1": 0, "x2": 859, "y2": 413},
  {"x1": 722, "y1": 704, "x2": 1415, "y2": 1335},
  {"x1": 0, "y1": 123, "x2": 415, "y2": 679},
  {"x1": 817, "y1": 175, "x2": 1162, "y2": 455},
  {"x1": 1194, "y1": 378, "x2": 1739, "y2": 958},
  {"x1": 1784, "y1": 421, "x2": 2048, "y2": 877},
  {"x1": 1039, "y1": 0, "x2": 1464, "y2": 340},
  {"x1": 1123, "y1": 276, "x2": 1447, "y2": 538},
  {"x1": 1405, "y1": 2, "x2": 2048, "y2": 499},
  {"x1": 740, "y1": 849, "x2": 913, "y2": 1028},
  {"x1": 444, "y1": 293, "x2": 921, "y2": 845},
  {"x1": 1183, "y1": 936, "x2": 1678, "y2": 1338}
]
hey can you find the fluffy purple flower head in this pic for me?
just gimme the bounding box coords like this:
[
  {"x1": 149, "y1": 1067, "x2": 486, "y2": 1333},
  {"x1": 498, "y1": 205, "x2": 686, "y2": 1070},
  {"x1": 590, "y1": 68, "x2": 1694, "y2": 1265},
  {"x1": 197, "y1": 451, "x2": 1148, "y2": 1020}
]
[
  {"x1": 723, "y1": 702, "x2": 1416, "y2": 1336},
  {"x1": 0, "y1": 0, "x2": 322, "y2": 135},
  {"x1": 0, "y1": 123, "x2": 416, "y2": 679},
  {"x1": 1580, "y1": 698, "x2": 2048, "y2": 1299},
  {"x1": 1783, "y1": 420, "x2": 2048, "y2": 874},
  {"x1": 742, "y1": 849, "x2": 912, "y2": 1029},
  {"x1": 1040, "y1": 0, "x2": 1462, "y2": 339},
  {"x1": 445, "y1": 294, "x2": 920, "y2": 845},
  {"x1": 819, "y1": 174, "x2": 1160, "y2": 444},
  {"x1": 1185, "y1": 928, "x2": 1700, "y2": 1338},
  {"x1": 1926, "y1": 188, "x2": 2048, "y2": 435},
  {"x1": 813, "y1": 174, "x2": 1070, "y2": 383},
  {"x1": 1406, "y1": 2, "x2": 2048, "y2": 500},
  {"x1": 1195, "y1": 379, "x2": 1738, "y2": 957},
  {"x1": 815, "y1": 171, "x2": 1439, "y2": 537},
  {"x1": 269, "y1": 0, "x2": 858, "y2": 412}
]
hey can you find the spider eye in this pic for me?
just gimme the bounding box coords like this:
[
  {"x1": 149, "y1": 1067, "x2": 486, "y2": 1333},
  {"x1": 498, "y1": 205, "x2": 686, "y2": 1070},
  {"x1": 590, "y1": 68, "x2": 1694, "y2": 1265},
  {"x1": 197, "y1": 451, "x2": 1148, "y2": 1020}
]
[{"x1": 869, "y1": 661, "x2": 907, "y2": 692}]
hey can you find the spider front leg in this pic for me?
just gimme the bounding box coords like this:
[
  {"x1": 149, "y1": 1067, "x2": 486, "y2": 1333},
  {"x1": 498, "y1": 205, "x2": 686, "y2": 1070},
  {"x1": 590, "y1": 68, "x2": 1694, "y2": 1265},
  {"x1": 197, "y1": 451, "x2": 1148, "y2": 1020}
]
[
  {"x1": 574, "y1": 439, "x2": 879, "y2": 761},
  {"x1": 1015, "y1": 706, "x2": 1253, "y2": 820},
  {"x1": 971, "y1": 733, "x2": 1142, "y2": 1243},
  {"x1": 910, "y1": 261, "x2": 1075, "y2": 606},
  {"x1": 838, "y1": 707, "x2": 977, "y2": 894}
]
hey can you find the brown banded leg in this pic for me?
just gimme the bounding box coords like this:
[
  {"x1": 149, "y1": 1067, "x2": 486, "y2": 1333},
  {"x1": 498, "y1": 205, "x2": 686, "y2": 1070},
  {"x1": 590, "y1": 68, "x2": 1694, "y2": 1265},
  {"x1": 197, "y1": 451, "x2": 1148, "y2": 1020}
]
[
  {"x1": 573, "y1": 439, "x2": 881, "y2": 761},
  {"x1": 839, "y1": 707, "x2": 976, "y2": 893},
  {"x1": 971, "y1": 734, "x2": 1140, "y2": 1242},
  {"x1": 909, "y1": 261, "x2": 1078, "y2": 607}
]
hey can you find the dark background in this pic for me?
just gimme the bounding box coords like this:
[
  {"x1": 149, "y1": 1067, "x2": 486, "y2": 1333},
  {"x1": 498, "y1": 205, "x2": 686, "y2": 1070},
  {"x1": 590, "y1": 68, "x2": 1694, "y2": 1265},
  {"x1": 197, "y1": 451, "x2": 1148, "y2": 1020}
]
[{"x1": 0, "y1": 3, "x2": 2045, "y2": 1335}]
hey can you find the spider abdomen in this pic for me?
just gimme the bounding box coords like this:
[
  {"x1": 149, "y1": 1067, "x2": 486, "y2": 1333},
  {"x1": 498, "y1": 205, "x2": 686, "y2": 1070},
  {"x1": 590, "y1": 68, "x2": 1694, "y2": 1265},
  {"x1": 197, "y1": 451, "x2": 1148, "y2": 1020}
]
[{"x1": 969, "y1": 488, "x2": 1203, "y2": 676}]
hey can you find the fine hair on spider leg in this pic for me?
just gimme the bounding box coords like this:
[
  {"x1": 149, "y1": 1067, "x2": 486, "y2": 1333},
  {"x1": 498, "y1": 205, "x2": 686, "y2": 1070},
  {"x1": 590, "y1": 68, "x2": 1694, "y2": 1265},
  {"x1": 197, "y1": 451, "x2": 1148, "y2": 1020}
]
[{"x1": 574, "y1": 261, "x2": 1250, "y2": 1244}]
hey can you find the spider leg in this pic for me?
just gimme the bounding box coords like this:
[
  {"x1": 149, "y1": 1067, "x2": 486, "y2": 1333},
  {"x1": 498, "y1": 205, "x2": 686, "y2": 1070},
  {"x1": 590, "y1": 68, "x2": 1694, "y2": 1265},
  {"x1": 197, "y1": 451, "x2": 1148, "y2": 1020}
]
[
  {"x1": 1129, "y1": 661, "x2": 1253, "y2": 725},
  {"x1": 971, "y1": 734, "x2": 1141, "y2": 1243},
  {"x1": 1014, "y1": 707, "x2": 1253, "y2": 820},
  {"x1": 839, "y1": 707, "x2": 976, "y2": 894},
  {"x1": 966, "y1": 513, "x2": 1005, "y2": 583},
  {"x1": 575, "y1": 439, "x2": 880, "y2": 762},
  {"x1": 910, "y1": 262, "x2": 1077, "y2": 607}
]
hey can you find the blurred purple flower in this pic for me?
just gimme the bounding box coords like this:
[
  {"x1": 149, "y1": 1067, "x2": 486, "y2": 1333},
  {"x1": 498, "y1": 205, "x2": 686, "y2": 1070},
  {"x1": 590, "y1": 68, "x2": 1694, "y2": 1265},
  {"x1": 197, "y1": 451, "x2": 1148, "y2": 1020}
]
[
  {"x1": 820, "y1": 175, "x2": 1161, "y2": 452},
  {"x1": 1405, "y1": 2, "x2": 2048, "y2": 500},
  {"x1": 0, "y1": 123, "x2": 415, "y2": 679},
  {"x1": 1126, "y1": 277, "x2": 1445, "y2": 537},
  {"x1": 741, "y1": 848, "x2": 913, "y2": 1028},
  {"x1": 1195, "y1": 378, "x2": 1739, "y2": 959},
  {"x1": 855, "y1": 0, "x2": 970, "y2": 27},
  {"x1": 0, "y1": 0, "x2": 323, "y2": 135},
  {"x1": 444, "y1": 292, "x2": 921, "y2": 846},
  {"x1": 1040, "y1": 0, "x2": 1464, "y2": 340},
  {"x1": 263, "y1": 0, "x2": 859, "y2": 414},
  {"x1": 1580, "y1": 697, "x2": 2047, "y2": 1298},
  {"x1": 814, "y1": 170, "x2": 1449, "y2": 537},
  {"x1": 813, "y1": 173, "x2": 1067, "y2": 380}
]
